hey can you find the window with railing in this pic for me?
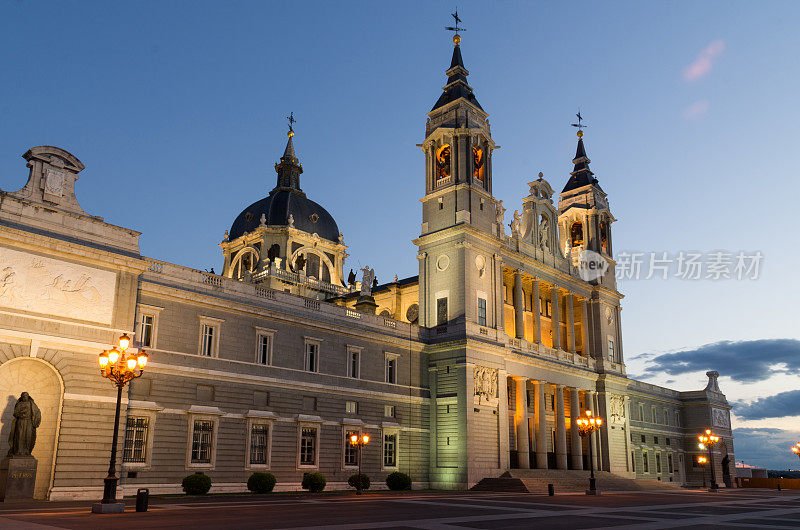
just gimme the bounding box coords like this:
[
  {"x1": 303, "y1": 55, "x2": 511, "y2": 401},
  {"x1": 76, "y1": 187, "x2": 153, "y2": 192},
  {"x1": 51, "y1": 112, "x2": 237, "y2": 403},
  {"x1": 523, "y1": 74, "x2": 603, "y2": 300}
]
[
  {"x1": 191, "y1": 420, "x2": 214, "y2": 463},
  {"x1": 249, "y1": 424, "x2": 269, "y2": 465}
]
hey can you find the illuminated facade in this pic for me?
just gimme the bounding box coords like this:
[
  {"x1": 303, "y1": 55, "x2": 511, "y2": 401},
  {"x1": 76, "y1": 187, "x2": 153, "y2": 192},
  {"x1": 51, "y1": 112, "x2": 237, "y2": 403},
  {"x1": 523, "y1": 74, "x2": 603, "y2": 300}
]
[{"x1": 0, "y1": 36, "x2": 733, "y2": 500}]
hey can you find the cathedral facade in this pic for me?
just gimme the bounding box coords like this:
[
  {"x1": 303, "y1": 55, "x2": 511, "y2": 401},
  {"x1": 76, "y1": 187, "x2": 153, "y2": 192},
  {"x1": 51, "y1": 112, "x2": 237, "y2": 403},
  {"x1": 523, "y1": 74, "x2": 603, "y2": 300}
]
[{"x1": 0, "y1": 36, "x2": 733, "y2": 500}]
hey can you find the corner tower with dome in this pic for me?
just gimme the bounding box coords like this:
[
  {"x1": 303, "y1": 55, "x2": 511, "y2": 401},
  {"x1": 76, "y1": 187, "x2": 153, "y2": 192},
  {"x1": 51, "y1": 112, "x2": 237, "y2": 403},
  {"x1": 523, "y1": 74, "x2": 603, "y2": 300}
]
[{"x1": 220, "y1": 127, "x2": 349, "y2": 298}]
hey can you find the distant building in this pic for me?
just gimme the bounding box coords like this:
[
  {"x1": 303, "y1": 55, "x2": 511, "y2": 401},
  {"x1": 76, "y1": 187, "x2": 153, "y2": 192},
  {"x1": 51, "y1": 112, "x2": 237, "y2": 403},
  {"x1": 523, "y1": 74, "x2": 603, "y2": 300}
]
[
  {"x1": 0, "y1": 32, "x2": 734, "y2": 500},
  {"x1": 736, "y1": 462, "x2": 767, "y2": 479}
]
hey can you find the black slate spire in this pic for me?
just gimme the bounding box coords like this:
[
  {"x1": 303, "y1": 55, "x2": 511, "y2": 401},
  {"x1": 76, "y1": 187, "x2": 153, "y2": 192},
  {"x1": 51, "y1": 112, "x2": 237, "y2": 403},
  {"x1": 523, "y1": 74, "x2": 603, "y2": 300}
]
[
  {"x1": 273, "y1": 131, "x2": 305, "y2": 197},
  {"x1": 431, "y1": 37, "x2": 483, "y2": 112},
  {"x1": 561, "y1": 132, "x2": 601, "y2": 193}
]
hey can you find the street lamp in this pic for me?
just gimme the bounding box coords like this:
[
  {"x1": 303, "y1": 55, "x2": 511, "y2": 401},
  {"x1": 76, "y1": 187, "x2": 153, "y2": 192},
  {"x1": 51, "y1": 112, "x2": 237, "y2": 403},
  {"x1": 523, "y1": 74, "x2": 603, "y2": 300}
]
[
  {"x1": 791, "y1": 443, "x2": 800, "y2": 466},
  {"x1": 348, "y1": 432, "x2": 370, "y2": 495},
  {"x1": 698, "y1": 429, "x2": 720, "y2": 491},
  {"x1": 697, "y1": 455, "x2": 708, "y2": 489},
  {"x1": 97, "y1": 334, "x2": 148, "y2": 507},
  {"x1": 576, "y1": 410, "x2": 603, "y2": 495}
]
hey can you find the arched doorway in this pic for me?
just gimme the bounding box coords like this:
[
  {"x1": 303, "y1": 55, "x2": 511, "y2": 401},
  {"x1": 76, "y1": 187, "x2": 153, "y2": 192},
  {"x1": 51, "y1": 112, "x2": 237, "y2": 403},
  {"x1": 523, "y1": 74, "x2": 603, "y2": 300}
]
[{"x1": 0, "y1": 357, "x2": 64, "y2": 499}]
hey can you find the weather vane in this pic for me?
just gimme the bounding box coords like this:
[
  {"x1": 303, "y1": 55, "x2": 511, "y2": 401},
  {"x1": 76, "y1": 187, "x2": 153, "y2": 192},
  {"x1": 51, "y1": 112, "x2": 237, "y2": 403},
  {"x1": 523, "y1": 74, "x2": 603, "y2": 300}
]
[
  {"x1": 286, "y1": 112, "x2": 296, "y2": 137},
  {"x1": 570, "y1": 110, "x2": 587, "y2": 137},
  {"x1": 445, "y1": 8, "x2": 466, "y2": 43}
]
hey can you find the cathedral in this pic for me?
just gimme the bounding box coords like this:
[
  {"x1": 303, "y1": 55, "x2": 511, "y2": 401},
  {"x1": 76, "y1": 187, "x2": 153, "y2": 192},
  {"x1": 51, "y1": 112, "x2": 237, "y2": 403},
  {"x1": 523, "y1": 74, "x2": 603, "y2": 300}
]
[{"x1": 0, "y1": 32, "x2": 734, "y2": 500}]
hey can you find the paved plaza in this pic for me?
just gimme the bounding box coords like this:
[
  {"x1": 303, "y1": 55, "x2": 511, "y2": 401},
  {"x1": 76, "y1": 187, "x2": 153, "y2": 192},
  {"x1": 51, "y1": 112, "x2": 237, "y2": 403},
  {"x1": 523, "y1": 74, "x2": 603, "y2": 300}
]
[{"x1": 0, "y1": 489, "x2": 798, "y2": 529}]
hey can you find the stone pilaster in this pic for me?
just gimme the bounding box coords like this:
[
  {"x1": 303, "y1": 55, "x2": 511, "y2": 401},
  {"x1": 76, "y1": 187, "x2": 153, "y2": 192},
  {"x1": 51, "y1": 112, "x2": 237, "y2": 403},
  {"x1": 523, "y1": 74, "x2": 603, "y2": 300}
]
[
  {"x1": 566, "y1": 292, "x2": 575, "y2": 353},
  {"x1": 551, "y1": 286, "x2": 561, "y2": 350},
  {"x1": 570, "y1": 387, "x2": 583, "y2": 470},
  {"x1": 513, "y1": 270, "x2": 524, "y2": 339},
  {"x1": 532, "y1": 278, "x2": 541, "y2": 343},
  {"x1": 555, "y1": 384, "x2": 568, "y2": 469},
  {"x1": 498, "y1": 371, "x2": 510, "y2": 470},
  {"x1": 513, "y1": 377, "x2": 530, "y2": 469},
  {"x1": 534, "y1": 380, "x2": 548, "y2": 469}
]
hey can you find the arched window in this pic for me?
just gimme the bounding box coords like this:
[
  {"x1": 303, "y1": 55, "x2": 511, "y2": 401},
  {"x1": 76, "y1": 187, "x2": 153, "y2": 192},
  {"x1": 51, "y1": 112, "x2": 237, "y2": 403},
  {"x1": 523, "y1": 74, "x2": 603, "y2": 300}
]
[
  {"x1": 231, "y1": 247, "x2": 259, "y2": 280},
  {"x1": 436, "y1": 144, "x2": 451, "y2": 180},
  {"x1": 600, "y1": 221, "x2": 608, "y2": 253},
  {"x1": 570, "y1": 222, "x2": 584, "y2": 247},
  {"x1": 473, "y1": 145, "x2": 485, "y2": 182}
]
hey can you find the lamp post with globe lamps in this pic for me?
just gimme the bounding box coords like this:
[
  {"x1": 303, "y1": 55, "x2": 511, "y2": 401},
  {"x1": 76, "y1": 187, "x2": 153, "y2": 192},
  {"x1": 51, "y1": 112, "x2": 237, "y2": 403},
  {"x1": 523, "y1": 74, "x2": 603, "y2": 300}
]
[
  {"x1": 698, "y1": 429, "x2": 720, "y2": 491},
  {"x1": 92, "y1": 334, "x2": 148, "y2": 512},
  {"x1": 697, "y1": 455, "x2": 708, "y2": 488},
  {"x1": 348, "y1": 432, "x2": 370, "y2": 495},
  {"x1": 791, "y1": 443, "x2": 800, "y2": 467},
  {"x1": 576, "y1": 410, "x2": 603, "y2": 495}
]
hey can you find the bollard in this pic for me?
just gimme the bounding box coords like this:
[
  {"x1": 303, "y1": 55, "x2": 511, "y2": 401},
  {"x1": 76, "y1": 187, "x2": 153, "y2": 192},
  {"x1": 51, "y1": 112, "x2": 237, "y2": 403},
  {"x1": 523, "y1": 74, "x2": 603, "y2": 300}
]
[
  {"x1": 548, "y1": 483, "x2": 554, "y2": 496},
  {"x1": 136, "y1": 488, "x2": 149, "y2": 512}
]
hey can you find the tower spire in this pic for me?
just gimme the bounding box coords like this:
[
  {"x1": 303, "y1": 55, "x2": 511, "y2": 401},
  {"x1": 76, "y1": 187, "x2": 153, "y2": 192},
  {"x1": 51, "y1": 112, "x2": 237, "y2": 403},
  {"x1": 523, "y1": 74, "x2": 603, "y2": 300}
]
[
  {"x1": 562, "y1": 113, "x2": 600, "y2": 193},
  {"x1": 272, "y1": 115, "x2": 305, "y2": 196},
  {"x1": 432, "y1": 10, "x2": 482, "y2": 112}
]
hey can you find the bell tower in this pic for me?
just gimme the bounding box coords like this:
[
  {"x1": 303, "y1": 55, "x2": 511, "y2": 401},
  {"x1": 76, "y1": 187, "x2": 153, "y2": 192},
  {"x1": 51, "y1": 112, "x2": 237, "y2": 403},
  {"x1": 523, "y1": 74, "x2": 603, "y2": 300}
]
[
  {"x1": 558, "y1": 129, "x2": 617, "y2": 289},
  {"x1": 419, "y1": 33, "x2": 498, "y2": 238}
]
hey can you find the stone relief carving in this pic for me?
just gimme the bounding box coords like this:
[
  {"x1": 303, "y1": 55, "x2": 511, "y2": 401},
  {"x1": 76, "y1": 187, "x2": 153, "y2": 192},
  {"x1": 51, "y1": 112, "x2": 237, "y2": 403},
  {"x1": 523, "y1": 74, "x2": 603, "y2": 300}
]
[
  {"x1": 473, "y1": 366, "x2": 498, "y2": 401},
  {"x1": 0, "y1": 247, "x2": 116, "y2": 324},
  {"x1": 712, "y1": 407, "x2": 730, "y2": 429},
  {"x1": 609, "y1": 394, "x2": 625, "y2": 425}
]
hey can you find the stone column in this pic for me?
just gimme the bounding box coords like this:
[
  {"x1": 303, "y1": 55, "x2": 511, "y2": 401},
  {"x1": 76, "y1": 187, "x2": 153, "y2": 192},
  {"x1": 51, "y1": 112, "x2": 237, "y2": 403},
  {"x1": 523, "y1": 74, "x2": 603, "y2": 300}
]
[
  {"x1": 498, "y1": 371, "x2": 510, "y2": 470},
  {"x1": 587, "y1": 390, "x2": 599, "y2": 471},
  {"x1": 551, "y1": 286, "x2": 561, "y2": 350},
  {"x1": 555, "y1": 384, "x2": 568, "y2": 469},
  {"x1": 532, "y1": 279, "x2": 541, "y2": 344},
  {"x1": 570, "y1": 387, "x2": 583, "y2": 470},
  {"x1": 513, "y1": 270, "x2": 524, "y2": 339},
  {"x1": 494, "y1": 257, "x2": 504, "y2": 331},
  {"x1": 533, "y1": 380, "x2": 548, "y2": 468},
  {"x1": 580, "y1": 298, "x2": 590, "y2": 356},
  {"x1": 566, "y1": 293, "x2": 575, "y2": 353},
  {"x1": 513, "y1": 377, "x2": 530, "y2": 469}
]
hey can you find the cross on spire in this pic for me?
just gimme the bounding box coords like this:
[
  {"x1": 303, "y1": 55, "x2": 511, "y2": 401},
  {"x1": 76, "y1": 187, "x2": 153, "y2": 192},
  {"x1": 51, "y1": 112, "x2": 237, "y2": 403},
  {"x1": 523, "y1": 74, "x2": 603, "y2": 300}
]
[
  {"x1": 570, "y1": 110, "x2": 588, "y2": 136},
  {"x1": 445, "y1": 8, "x2": 467, "y2": 42},
  {"x1": 286, "y1": 112, "x2": 296, "y2": 133}
]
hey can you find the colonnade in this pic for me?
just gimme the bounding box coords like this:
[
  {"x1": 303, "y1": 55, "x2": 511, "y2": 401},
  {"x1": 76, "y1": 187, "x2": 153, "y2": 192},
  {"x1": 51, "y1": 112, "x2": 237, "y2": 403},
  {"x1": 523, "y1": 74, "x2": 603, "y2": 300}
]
[
  {"x1": 506, "y1": 269, "x2": 590, "y2": 356},
  {"x1": 510, "y1": 377, "x2": 600, "y2": 471}
]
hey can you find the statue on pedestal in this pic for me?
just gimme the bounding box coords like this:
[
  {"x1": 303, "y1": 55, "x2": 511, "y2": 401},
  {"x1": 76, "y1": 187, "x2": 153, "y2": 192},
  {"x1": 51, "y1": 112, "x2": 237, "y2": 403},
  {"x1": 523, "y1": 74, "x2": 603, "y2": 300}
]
[{"x1": 8, "y1": 392, "x2": 40, "y2": 457}]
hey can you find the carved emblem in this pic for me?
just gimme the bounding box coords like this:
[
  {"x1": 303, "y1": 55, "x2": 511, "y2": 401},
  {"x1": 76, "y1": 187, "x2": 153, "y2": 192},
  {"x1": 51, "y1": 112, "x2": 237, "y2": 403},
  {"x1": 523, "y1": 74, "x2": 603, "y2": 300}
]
[
  {"x1": 309, "y1": 213, "x2": 319, "y2": 223},
  {"x1": 712, "y1": 408, "x2": 730, "y2": 429},
  {"x1": 405, "y1": 303, "x2": 419, "y2": 323},
  {"x1": 605, "y1": 306, "x2": 614, "y2": 325},
  {"x1": 43, "y1": 169, "x2": 65, "y2": 198},
  {"x1": 473, "y1": 366, "x2": 498, "y2": 401},
  {"x1": 609, "y1": 394, "x2": 625, "y2": 425}
]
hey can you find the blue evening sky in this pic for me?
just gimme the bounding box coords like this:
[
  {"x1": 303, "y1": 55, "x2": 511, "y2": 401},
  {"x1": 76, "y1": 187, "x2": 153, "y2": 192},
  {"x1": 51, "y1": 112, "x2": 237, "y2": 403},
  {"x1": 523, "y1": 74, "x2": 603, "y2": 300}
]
[{"x1": 1, "y1": 1, "x2": 798, "y2": 468}]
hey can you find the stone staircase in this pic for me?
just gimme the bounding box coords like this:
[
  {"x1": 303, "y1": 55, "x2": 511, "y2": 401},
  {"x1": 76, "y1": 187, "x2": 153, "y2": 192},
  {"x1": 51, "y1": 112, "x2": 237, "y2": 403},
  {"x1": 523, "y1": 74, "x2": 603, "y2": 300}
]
[{"x1": 471, "y1": 469, "x2": 685, "y2": 494}]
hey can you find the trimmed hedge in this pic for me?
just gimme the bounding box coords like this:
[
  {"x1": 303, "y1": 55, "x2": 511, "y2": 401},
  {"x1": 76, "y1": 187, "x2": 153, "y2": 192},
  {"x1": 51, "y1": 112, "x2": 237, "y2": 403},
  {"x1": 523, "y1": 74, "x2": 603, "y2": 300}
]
[
  {"x1": 347, "y1": 473, "x2": 370, "y2": 490},
  {"x1": 181, "y1": 472, "x2": 212, "y2": 495},
  {"x1": 301, "y1": 472, "x2": 327, "y2": 493},
  {"x1": 386, "y1": 471, "x2": 412, "y2": 491},
  {"x1": 247, "y1": 472, "x2": 277, "y2": 494}
]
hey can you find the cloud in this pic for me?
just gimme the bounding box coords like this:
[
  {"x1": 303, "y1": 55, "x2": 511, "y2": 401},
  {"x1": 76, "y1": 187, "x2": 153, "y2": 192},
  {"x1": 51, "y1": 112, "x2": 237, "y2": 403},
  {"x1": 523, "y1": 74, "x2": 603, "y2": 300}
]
[
  {"x1": 735, "y1": 390, "x2": 800, "y2": 420},
  {"x1": 733, "y1": 427, "x2": 800, "y2": 469},
  {"x1": 683, "y1": 39, "x2": 725, "y2": 81},
  {"x1": 640, "y1": 339, "x2": 800, "y2": 383},
  {"x1": 682, "y1": 100, "x2": 709, "y2": 119}
]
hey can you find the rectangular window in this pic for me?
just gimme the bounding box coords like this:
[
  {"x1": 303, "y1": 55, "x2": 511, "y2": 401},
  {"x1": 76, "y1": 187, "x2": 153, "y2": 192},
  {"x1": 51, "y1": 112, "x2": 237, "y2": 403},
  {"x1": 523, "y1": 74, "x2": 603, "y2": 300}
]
[
  {"x1": 385, "y1": 405, "x2": 395, "y2": 417},
  {"x1": 654, "y1": 436, "x2": 659, "y2": 445},
  {"x1": 201, "y1": 325, "x2": 216, "y2": 357},
  {"x1": 305, "y1": 342, "x2": 318, "y2": 372},
  {"x1": 651, "y1": 405, "x2": 656, "y2": 424},
  {"x1": 641, "y1": 434, "x2": 646, "y2": 443},
  {"x1": 638, "y1": 403, "x2": 644, "y2": 421},
  {"x1": 631, "y1": 451, "x2": 636, "y2": 473},
  {"x1": 345, "y1": 400, "x2": 358, "y2": 414},
  {"x1": 437, "y1": 297, "x2": 448, "y2": 326},
  {"x1": 191, "y1": 420, "x2": 214, "y2": 463},
  {"x1": 643, "y1": 452, "x2": 649, "y2": 473},
  {"x1": 666, "y1": 438, "x2": 671, "y2": 446},
  {"x1": 668, "y1": 453, "x2": 674, "y2": 473},
  {"x1": 607, "y1": 339, "x2": 615, "y2": 362},
  {"x1": 257, "y1": 333, "x2": 271, "y2": 365},
  {"x1": 348, "y1": 349, "x2": 360, "y2": 378},
  {"x1": 344, "y1": 430, "x2": 358, "y2": 467},
  {"x1": 139, "y1": 314, "x2": 154, "y2": 348},
  {"x1": 383, "y1": 433, "x2": 397, "y2": 468},
  {"x1": 477, "y1": 297, "x2": 487, "y2": 326},
  {"x1": 123, "y1": 416, "x2": 149, "y2": 463},
  {"x1": 249, "y1": 424, "x2": 269, "y2": 465},
  {"x1": 385, "y1": 355, "x2": 397, "y2": 384},
  {"x1": 663, "y1": 408, "x2": 669, "y2": 425},
  {"x1": 675, "y1": 411, "x2": 681, "y2": 426},
  {"x1": 300, "y1": 427, "x2": 317, "y2": 466},
  {"x1": 656, "y1": 453, "x2": 662, "y2": 473}
]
